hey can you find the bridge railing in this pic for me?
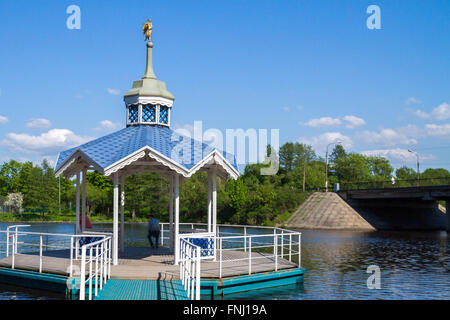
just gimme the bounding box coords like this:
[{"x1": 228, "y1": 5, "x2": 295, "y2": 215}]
[{"x1": 340, "y1": 177, "x2": 450, "y2": 191}]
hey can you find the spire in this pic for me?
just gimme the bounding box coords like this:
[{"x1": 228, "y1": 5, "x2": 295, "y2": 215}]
[
  {"x1": 123, "y1": 19, "x2": 174, "y2": 128},
  {"x1": 143, "y1": 42, "x2": 157, "y2": 80}
]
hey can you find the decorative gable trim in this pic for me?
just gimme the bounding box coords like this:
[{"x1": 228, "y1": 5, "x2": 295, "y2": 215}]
[
  {"x1": 103, "y1": 145, "x2": 190, "y2": 177},
  {"x1": 187, "y1": 149, "x2": 239, "y2": 180},
  {"x1": 55, "y1": 149, "x2": 104, "y2": 177}
]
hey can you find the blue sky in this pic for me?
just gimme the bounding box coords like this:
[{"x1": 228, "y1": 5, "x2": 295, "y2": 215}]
[{"x1": 0, "y1": 0, "x2": 449, "y2": 171}]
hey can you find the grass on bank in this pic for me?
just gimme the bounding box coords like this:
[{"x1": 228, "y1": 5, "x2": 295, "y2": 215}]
[{"x1": 0, "y1": 211, "x2": 149, "y2": 223}]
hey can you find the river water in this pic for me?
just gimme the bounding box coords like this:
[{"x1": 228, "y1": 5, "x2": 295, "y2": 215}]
[{"x1": 0, "y1": 222, "x2": 449, "y2": 300}]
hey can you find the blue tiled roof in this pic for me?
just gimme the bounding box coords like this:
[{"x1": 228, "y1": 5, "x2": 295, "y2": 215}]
[{"x1": 55, "y1": 125, "x2": 238, "y2": 173}]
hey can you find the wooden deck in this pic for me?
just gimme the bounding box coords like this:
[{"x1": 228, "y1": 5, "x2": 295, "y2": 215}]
[{"x1": 0, "y1": 246, "x2": 297, "y2": 280}]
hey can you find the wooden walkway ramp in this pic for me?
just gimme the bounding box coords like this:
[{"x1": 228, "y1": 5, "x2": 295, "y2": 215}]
[{"x1": 94, "y1": 279, "x2": 188, "y2": 300}]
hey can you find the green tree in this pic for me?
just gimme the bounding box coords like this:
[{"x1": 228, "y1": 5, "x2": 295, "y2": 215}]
[
  {"x1": 334, "y1": 153, "x2": 372, "y2": 187},
  {"x1": 395, "y1": 166, "x2": 416, "y2": 180},
  {"x1": 0, "y1": 160, "x2": 23, "y2": 195},
  {"x1": 329, "y1": 144, "x2": 347, "y2": 164},
  {"x1": 366, "y1": 156, "x2": 393, "y2": 179},
  {"x1": 279, "y1": 143, "x2": 295, "y2": 172},
  {"x1": 40, "y1": 160, "x2": 58, "y2": 216}
]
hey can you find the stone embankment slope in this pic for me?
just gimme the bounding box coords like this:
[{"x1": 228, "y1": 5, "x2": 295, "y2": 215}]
[{"x1": 286, "y1": 192, "x2": 375, "y2": 230}]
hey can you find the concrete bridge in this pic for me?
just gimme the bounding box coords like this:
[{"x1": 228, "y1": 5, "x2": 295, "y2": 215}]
[{"x1": 338, "y1": 185, "x2": 450, "y2": 231}]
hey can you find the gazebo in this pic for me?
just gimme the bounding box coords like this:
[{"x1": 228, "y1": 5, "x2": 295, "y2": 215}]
[{"x1": 54, "y1": 25, "x2": 239, "y2": 266}]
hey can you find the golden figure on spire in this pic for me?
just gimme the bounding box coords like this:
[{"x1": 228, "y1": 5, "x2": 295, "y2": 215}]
[{"x1": 143, "y1": 18, "x2": 153, "y2": 42}]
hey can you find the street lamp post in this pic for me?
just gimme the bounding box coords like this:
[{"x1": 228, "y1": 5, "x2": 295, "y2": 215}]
[
  {"x1": 408, "y1": 149, "x2": 420, "y2": 185},
  {"x1": 325, "y1": 141, "x2": 341, "y2": 192}
]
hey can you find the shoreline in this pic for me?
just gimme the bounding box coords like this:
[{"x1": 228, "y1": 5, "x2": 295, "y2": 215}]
[{"x1": 0, "y1": 220, "x2": 147, "y2": 224}]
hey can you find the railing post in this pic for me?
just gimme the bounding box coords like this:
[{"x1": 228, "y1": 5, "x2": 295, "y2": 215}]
[
  {"x1": 298, "y1": 234, "x2": 301, "y2": 268},
  {"x1": 160, "y1": 223, "x2": 164, "y2": 246},
  {"x1": 80, "y1": 245, "x2": 86, "y2": 300},
  {"x1": 219, "y1": 238, "x2": 222, "y2": 278},
  {"x1": 187, "y1": 246, "x2": 191, "y2": 298},
  {"x1": 196, "y1": 246, "x2": 201, "y2": 300},
  {"x1": 75, "y1": 237, "x2": 79, "y2": 260},
  {"x1": 289, "y1": 234, "x2": 292, "y2": 262},
  {"x1": 274, "y1": 234, "x2": 278, "y2": 271},
  {"x1": 103, "y1": 241, "x2": 107, "y2": 284},
  {"x1": 213, "y1": 234, "x2": 217, "y2": 262},
  {"x1": 108, "y1": 238, "x2": 111, "y2": 279},
  {"x1": 11, "y1": 234, "x2": 15, "y2": 269},
  {"x1": 69, "y1": 237, "x2": 73, "y2": 277},
  {"x1": 6, "y1": 229, "x2": 9, "y2": 257},
  {"x1": 14, "y1": 227, "x2": 18, "y2": 254},
  {"x1": 281, "y1": 231, "x2": 284, "y2": 259},
  {"x1": 248, "y1": 237, "x2": 252, "y2": 275},
  {"x1": 95, "y1": 244, "x2": 99, "y2": 297},
  {"x1": 244, "y1": 227, "x2": 247, "y2": 252},
  {"x1": 39, "y1": 235, "x2": 43, "y2": 273},
  {"x1": 100, "y1": 242, "x2": 104, "y2": 290},
  {"x1": 89, "y1": 247, "x2": 93, "y2": 300},
  {"x1": 180, "y1": 241, "x2": 183, "y2": 282}
]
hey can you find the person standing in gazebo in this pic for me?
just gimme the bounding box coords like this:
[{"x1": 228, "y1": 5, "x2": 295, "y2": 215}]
[{"x1": 147, "y1": 215, "x2": 160, "y2": 249}]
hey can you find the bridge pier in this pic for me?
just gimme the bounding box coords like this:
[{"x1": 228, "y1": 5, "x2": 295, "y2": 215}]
[{"x1": 447, "y1": 201, "x2": 450, "y2": 232}]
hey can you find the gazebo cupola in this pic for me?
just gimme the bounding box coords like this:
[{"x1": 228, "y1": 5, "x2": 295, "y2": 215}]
[{"x1": 123, "y1": 21, "x2": 174, "y2": 127}]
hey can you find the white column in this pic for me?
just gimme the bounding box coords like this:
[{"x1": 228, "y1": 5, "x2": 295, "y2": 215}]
[
  {"x1": 81, "y1": 168, "x2": 87, "y2": 232},
  {"x1": 75, "y1": 171, "x2": 80, "y2": 234},
  {"x1": 207, "y1": 171, "x2": 212, "y2": 233},
  {"x1": 212, "y1": 169, "x2": 217, "y2": 236},
  {"x1": 113, "y1": 173, "x2": 119, "y2": 265},
  {"x1": 169, "y1": 174, "x2": 174, "y2": 251},
  {"x1": 174, "y1": 174, "x2": 180, "y2": 265},
  {"x1": 120, "y1": 175, "x2": 125, "y2": 252}
]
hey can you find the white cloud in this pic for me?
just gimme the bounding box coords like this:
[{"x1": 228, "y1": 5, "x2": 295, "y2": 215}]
[
  {"x1": 411, "y1": 102, "x2": 450, "y2": 121},
  {"x1": 283, "y1": 106, "x2": 290, "y2": 112},
  {"x1": 26, "y1": 118, "x2": 51, "y2": 129},
  {"x1": 361, "y1": 148, "x2": 435, "y2": 163},
  {"x1": 431, "y1": 102, "x2": 450, "y2": 121},
  {"x1": 94, "y1": 120, "x2": 121, "y2": 131},
  {"x1": 107, "y1": 88, "x2": 121, "y2": 95},
  {"x1": 357, "y1": 128, "x2": 418, "y2": 147},
  {"x1": 405, "y1": 97, "x2": 421, "y2": 105},
  {"x1": 343, "y1": 115, "x2": 365, "y2": 129},
  {"x1": 423, "y1": 123, "x2": 450, "y2": 137},
  {"x1": 411, "y1": 109, "x2": 430, "y2": 119},
  {"x1": 0, "y1": 115, "x2": 8, "y2": 124},
  {"x1": 298, "y1": 132, "x2": 352, "y2": 153},
  {"x1": 301, "y1": 115, "x2": 365, "y2": 129},
  {"x1": 2, "y1": 129, "x2": 92, "y2": 155},
  {"x1": 301, "y1": 117, "x2": 342, "y2": 128}
]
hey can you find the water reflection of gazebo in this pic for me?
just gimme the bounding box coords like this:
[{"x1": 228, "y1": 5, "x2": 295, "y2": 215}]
[{"x1": 55, "y1": 33, "x2": 239, "y2": 266}]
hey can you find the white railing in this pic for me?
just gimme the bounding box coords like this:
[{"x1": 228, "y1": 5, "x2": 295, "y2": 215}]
[
  {"x1": 179, "y1": 238, "x2": 201, "y2": 300},
  {"x1": 0, "y1": 227, "x2": 111, "y2": 276},
  {"x1": 5, "y1": 225, "x2": 31, "y2": 256},
  {"x1": 216, "y1": 228, "x2": 301, "y2": 278},
  {"x1": 164, "y1": 223, "x2": 301, "y2": 265},
  {"x1": 79, "y1": 236, "x2": 112, "y2": 300}
]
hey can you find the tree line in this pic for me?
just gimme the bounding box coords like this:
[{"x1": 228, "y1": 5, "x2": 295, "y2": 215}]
[{"x1": 1, "y1": 143, "x2": 449, "y2": 225}]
